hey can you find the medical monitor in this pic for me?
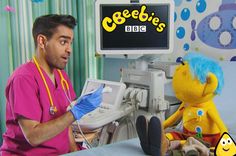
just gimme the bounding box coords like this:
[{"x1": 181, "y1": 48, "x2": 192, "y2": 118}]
[{"x1": 95, "y1": 0, "x2": 174, "y2": 55}]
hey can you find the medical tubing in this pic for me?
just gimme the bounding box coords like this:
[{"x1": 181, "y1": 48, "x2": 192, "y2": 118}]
[
  {"x1": 125, "y1": 114, "x2": 136, "y2": 139},
  {"x1": 68, "y1": 102, "x2": 93, "y2": 149},
  {"x1": 76, "y1": 120, "x2": 93, "y2": 149},
  {"x1": 126, "y1": 117, "x2": 130, "y2": 139},
  {"x1": 63, "y1": 88, "x2": 72, "y2": 106},
  {"x1": 128, "y1": 114, "x2": 136, "y2": 136},
  {"x1": 33, "y1": 57, "x2": 55, "y2": 109},
  {"x1": 57, "y1": 70, "x2": 69, "y2": 91},
  {"x1": 56, "y1": 70, "x2": 73, "y2": 103}
]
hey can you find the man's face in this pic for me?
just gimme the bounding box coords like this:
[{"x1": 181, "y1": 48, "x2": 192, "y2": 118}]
[{"x1": 44, "y1": 25, "x2": 74, "y2": 70}]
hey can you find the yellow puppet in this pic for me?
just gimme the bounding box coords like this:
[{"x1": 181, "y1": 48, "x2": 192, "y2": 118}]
[{"x1": 164, "y1": 52, "x2": 228, "y2": 147}]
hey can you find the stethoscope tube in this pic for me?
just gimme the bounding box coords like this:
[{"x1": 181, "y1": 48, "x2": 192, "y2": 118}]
[{"x1": 33, "y1": 56, "x2": 71, "y2": 115}]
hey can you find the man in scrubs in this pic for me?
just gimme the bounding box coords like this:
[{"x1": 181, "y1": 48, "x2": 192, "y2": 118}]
[{"x1": 0, "y1": 14, "x2": 102, "y2": 155}]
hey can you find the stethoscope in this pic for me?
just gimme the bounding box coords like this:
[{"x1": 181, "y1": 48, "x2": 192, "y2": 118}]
[{"x1": 33, "y1": 56, "x2": 72, "y2": 115}]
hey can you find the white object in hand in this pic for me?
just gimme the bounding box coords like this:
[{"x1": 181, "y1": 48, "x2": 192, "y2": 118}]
[
  {"x1": 102, "y1": 86, "x2": 112, "y2": 93},
  {"x1": 83, "y1": 85, "x2": 104, "y2": 96},
  {"x1": 68, "y1": 85, "x2": 112, "y2": 111},
  {"x1": 83, "y1": 85, "x2": 112, "y2": 96}
]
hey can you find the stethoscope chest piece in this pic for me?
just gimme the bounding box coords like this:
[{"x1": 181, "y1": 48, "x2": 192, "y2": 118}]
[{"x1": 49, "y1": 106, "x2": 57, "y2": 115}]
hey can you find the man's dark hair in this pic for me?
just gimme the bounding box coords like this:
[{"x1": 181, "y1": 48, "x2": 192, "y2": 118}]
[{"x1": 32, "y1": 14, "x2": 77, "y2": 47}]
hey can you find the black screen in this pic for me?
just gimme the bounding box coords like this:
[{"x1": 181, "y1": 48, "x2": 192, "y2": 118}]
[{"x1": 100, "y1": 4, "x2": 169, "y2": 50}]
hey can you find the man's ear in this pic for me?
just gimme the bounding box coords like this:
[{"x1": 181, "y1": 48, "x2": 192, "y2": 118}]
[
  {"x1": 37, "y1": 34, "x2": 47, "y2": 49},
  {"x1": 202, "y1": 72, "x2": 218, "y2": 96}
]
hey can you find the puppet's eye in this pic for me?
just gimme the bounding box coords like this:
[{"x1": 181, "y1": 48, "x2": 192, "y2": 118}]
[
  {"x1": 227, "y1": 138, "x2": 232, "y2": 145},
  {"x1": 220, "y1": 139, "x2": 227, "y2": 146},
  {"x1": 176, "y1": 57, "x2": 185, "y2": 65}
]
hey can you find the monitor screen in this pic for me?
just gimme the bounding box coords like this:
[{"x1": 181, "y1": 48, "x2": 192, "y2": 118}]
[{"x1": 95, "y1": 0, "x2": 174, "y2": 55}]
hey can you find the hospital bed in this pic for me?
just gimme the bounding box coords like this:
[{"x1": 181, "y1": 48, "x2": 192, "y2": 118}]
[{"x1": 63, "y1": 138, "x2": 145, "y2": 156}]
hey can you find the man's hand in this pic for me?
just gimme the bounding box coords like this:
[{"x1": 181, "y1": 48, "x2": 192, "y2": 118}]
[{"x1": 70, "y1": 85, "x2": 103, "y2": 120}]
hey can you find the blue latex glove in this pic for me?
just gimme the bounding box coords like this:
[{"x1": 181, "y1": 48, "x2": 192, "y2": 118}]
[{"x1": 70, "y1": 85, "x2": 103, "y2": 120}]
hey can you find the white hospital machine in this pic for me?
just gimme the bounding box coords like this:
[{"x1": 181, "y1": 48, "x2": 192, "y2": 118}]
[
  {"x1": 73, "y1": 79, "x2": 137, "y2": 146},
  {"x1": 121, "y1": 61, "x2": 179, "y2": 121},
  {"x1": 73, "y1": 0, "x2": 179, "y2": 148},
  {"x1": 78, "y1": 79, "x2": 134, "y2": 131}
]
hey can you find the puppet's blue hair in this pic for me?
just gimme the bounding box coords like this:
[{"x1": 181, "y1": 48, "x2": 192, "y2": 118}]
[{"x1": 183, "y1": 52, "x2": 224, "y2": 94}]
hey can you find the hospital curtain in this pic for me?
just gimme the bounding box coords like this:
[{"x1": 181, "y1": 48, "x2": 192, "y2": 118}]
[{"x1": 0, "y1": 0, "x2": 103, "y2": 144}]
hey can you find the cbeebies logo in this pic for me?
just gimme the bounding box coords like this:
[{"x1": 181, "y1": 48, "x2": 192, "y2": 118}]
[{"x1": 102, "y1": 5, "x2": 167, "y2": 33}]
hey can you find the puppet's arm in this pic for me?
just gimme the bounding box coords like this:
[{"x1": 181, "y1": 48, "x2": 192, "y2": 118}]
[
  {"x1": 163, "y1": 102, "x2": 185, "y2": 129},
  {"x1": 208, "y1": 108, "x2": 228, "y2": 135}
]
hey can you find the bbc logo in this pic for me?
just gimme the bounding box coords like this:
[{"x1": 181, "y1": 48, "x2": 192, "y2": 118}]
[{"x1": 125, "y1": 25, "x2": 146, "y2": 32}]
